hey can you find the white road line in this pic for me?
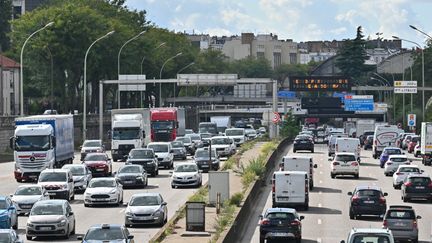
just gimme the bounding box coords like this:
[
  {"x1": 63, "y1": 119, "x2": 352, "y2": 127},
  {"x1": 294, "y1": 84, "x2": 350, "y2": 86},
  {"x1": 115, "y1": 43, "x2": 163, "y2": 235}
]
[
  {"x1": 319, "y1": 180, "x2": 323, "y2": 184},
  {"x1": 317, "y1": 219, "x2": 322, "y2": 225},
  {"x1": 319, "y1": 191, "x2": 322, "y2": 195},
  {"x1": 318, "y1": 203, "x2": 322, "y2": 208},
  {"x1": 119, "y1": 208, "x2": 125, "y2": 214},
  {"x1": 317, "y1": 238, "x2": 322, "y2": 243},
  {"x1": 319, "y1": 171, "x2": 323, "y2": 175}
]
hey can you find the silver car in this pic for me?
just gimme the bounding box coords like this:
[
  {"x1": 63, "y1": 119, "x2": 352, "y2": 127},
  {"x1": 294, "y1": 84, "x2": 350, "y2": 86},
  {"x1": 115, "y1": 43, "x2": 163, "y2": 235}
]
[
  {"x1": 26, "y1": 199, "x2": 76, "y2": 240},
  {"x1": 80, "y1": 139, "x2": 105, "y2": 161},
  {"x1": 125, "y1": 193, "x2": 168, "y2": 227},
  {"x1": 10, "y1": 185, "x2": 49, "y2": 215},
  {"x1": 382, "y1": 205, "x2": 421, "y2": 242},
  {"x1": 171, "y1": 163, "x2": 202, "y2": 188},
  {"x1": 62, "y1": 164, "x2": 92, "y2": 193}
]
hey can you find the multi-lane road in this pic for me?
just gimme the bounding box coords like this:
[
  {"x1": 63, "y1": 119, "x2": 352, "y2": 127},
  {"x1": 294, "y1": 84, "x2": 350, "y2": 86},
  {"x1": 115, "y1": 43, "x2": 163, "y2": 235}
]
[
  {"x1": 243, "y1": 143, "x2": 432, "y2": 243},
  {"x1": 1, "y1": 152, "x2": 207, "y2": 243}
]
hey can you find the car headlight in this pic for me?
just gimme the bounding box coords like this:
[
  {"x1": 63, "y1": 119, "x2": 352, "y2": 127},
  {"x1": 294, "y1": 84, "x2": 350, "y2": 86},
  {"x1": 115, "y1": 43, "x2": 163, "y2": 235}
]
[
  {"x1": 163, "y1": 157, "x2": 171, "y2": 161},
  {"x1": 224, "y1": 147, "x2": 230, "y2": 151},
  {"x1": 212, "y1": 160, "x2": 218, "y2": 164},
  {"x1": 152, "y1": 210, "x2": 162, "y2": 217},
  {"x1": 136, "y1": 176, "x2": 143, "y2": 180},
  {"x1": 109, "y1": 189, "x2": 117, "y2": 194},
  {"x1": 57, "y1": 219, "x2": 67, "y2": 227},
  {"x1": 27, "y1": 222, "x2": 34, "y2": 227},
  {"x1": 125, "y1": 211, "x2": 133, "y2": 217}
]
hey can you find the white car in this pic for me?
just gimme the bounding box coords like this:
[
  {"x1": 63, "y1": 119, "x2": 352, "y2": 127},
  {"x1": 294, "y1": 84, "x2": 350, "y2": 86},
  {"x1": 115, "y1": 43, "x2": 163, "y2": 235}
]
[
  {"x1": 225, "y1": 128, "x2": 246, "y2": 146},
  {"x1": 210, "y1": 136, "x2": 236, "y2": 157},
  {"x1": 330, "y1": 153, "x2": 359, "y2": 179},
  {"x1": 11, "y1": 185, "x2": 49, "y2": 215},
  {"x1": 147, "y1": 142, "x2": 174, "y2": 169},
  {"x1": 84, "y1": 178, "x2": 123, "y2": 207},
  {"x1": 392, "y1": 165, "x2": 422, "y2": 189},
  {"x1": 62, "y1": 164, "x2": 92, "y2": 193},
  {"x1": 245, "y1": 128, "x2": 257, "y2": 140},
  {"x1": 171, "y1": 163, "x2": 202, "y2": 188},
  {"x1": 414, "y1": 144, "x2": 421, "y2": 157},
  {"x1": 384, "y1": 155, "x2": 411, "y2": 176}
]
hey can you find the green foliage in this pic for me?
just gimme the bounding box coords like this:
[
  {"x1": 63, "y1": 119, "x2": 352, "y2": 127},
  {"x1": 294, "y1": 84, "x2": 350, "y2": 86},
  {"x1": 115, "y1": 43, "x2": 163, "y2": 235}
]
[
  {"x1": 238, "y1": 155, "x2": 266, "y2": 189},
  {"x1": 238, "y1": 140, "x2": 255, "y2": 154},
  {"x1": 230, "y1": 56, "x2": 273, "y2": 78},
  {"x1": 212, "y1": 204, "x2": 236, "y2": 242},
  {"x1": 280, "y1": 112, "x2": 300, "y2": 139},
  {"x1": 0, "y1": 0, "x2": 12, "y2": 51},
  {"x1": 261, "y1": 140, "x2": 278, "y2": 157},
  {"x1": 188, "y1": 186, "x2": 208, "y2": 203},
  {"x1": 228, "y1": 192, "x2": 244, "y2": 207},
  {"x1": 273, "y1": 63, "x2": 309, "y2": 82},
  {"x1": 221, "y1": 155, "x2": 240, "y2": 171}
]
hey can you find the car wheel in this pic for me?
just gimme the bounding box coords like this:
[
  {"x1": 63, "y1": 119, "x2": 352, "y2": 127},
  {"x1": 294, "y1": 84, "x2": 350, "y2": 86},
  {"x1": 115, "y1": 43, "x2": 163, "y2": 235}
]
[
  {"x1": 63, "y1": 226, "x2": 70, "y2": 239},
  {"x1": 183, "y1": 156, "x2": 187, "y2": 160},
  {"x1": 311, "y1": 149, "x2": 314, "y2": 153},
  {"x1": 171, "y1": 184, "x2": 175, "y2": 189},
  {"x1": 330, "y1": 173, "x2": 335, "y2": 179},
  {"x1": 71, "y1": 192, "x2": 75, "y2": 201},
  {"x1": 349, "y1": 210, "x2": 354, "y2": 219},
  {"x1": 293, "y1": 149, "x2": 296, "y2": 153},
  {"x1": 296, "y1": 238, "x2": 301, "y2": 243},
  {"x1": 26, "y1": 235, "x2": 32, "y2": 240},
  {"x1": 84, "y1": 203, "x2": 89, "y2": 207},
  {"x1": 12, "y1": 219, "x2": 17, "y2": 230},
  {"x1": 65, "y1": 192, "x2": 70, "y2": 201},
  {"x1": 16, "y1": 179, "x2": 22, "y2": 183},
  {"x1": 402, "y1": 195, "x2": 408, "y2": 202},
  {"x1": 259, "y1": 235, "x2": 265, "y2": 243},
  {"x1": 354, "y1": 174, "x2": 359, "y2": 179},
  {"x1": 71, "y1": 221, "x2": 76, "y2": 234},
  {"x1": 412, "y1": 238, "x2": 418, "y2": 243}
]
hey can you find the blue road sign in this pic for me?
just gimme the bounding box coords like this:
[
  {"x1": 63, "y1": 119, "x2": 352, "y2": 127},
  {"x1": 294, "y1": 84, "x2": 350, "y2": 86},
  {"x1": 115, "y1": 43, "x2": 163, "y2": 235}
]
[
  {"x1": 278, "y1": 90, "x2": 296, "y2": 99},
  {"x1": 344, "y1": 95, "x2": 374, "y2": 111}
]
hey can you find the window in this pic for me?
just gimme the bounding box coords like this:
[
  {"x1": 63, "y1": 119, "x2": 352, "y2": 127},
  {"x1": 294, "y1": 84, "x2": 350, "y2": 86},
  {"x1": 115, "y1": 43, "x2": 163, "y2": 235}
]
[
  {"x1": 289, "y1": 53, "x2": 297, "y2": 64},
  {"x1": 273, "y1": 52, "x2": 281, "y2": 68},
  {"x1": 256, "y1": 52, "x2": 265, "y2": 59},
  {"x1": 387, "y1": 210, "x2": 414, "y2": 219}
]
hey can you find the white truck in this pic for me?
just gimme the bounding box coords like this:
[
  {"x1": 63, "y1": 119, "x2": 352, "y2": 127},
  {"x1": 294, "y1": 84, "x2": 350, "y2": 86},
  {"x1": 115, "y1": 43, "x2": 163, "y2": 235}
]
[
  {"x1": 372, "y1": 125, "x2": 400, "y2": 159},
  {"x1": 280, "y1": 156, "x2": 317, "y2": 190},
  {"x1": 356, "y1": 119, "x2": 375, "y2": 138},
  {"x1": 111, "y1": 109, "x2": 151, "y2": 161},
  {"x1": 420, "y1": 122, "x2": 432, "y2": 165},
  {"x1": 9, "y1": 115, "x2": 74, "y2": 182},
  {"x1": 335, "y1": 138, "x2": 361, "y2": 162},
  {"x1": 272, "y1": 171, "x2": 309, "y2": 210},
  {"x1": 210, "y1": 116, "x2": 231, "y2": 134},
  {"x1": 344, "y1": 121, "x2": 356, "y2": 137}
]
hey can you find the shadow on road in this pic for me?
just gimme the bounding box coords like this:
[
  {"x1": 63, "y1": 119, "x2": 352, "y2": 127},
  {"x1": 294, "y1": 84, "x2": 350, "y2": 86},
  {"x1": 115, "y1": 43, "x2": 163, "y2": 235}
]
[
  {"x1": 300, "y1": 206, "x2": 342, "y2": 215},
  {"x1": 29, "y1": 233, "x2": 84, "y2": 242},
  {"x1": 353, "y1": 215, "x2": 383, "y2": 222},
  {"x1": 360, "y1": 162, "x2": 380, "y2": 167},
  {"x1": 154, "y1": 174, "x2": 171, "y2": 178},
  {"x1": 312, "y1": 186, "x2": 342, "y2": 194},
  {"x1": 335, "y1": 176, "x2": 377, "y2": 181}
]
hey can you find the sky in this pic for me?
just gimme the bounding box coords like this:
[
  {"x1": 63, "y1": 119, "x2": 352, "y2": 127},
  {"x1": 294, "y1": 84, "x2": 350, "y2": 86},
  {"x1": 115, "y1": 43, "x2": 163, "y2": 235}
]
[{"x1": 125, "y1": 0, "x2": 432, "y2": 49}]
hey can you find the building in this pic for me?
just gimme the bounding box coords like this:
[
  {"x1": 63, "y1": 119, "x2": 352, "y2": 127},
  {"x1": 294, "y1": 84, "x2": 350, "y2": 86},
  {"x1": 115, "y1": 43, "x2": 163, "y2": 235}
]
[
  {"x1": 12, "y1": 0, "x2": 46, "y2": 18},
  {"x1": 0, "y1": 55, "x2": 20, "y2": 116}
]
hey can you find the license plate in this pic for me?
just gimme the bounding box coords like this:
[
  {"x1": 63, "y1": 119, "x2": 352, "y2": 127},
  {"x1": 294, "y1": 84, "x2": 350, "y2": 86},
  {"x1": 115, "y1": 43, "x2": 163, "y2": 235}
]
[
  {"x1": 39, "y1": 227, "x2": 51, "y2": 231},
  {"x1": 201, "y1": 165, "x2": 209, "y2": 167},
  {"x1": 21, "y1": 205, "x2": 32, "y2": 209},
  {"x1": 395, "y1": 222, "x2": 406, "y2": 226},
  {"x1": 300, "y1": 141, "x2": 307, "y2": 143},
  {"x1": 364, "y1": 200, "x2": 375, "y2": 204},
  {"x1": 96, "y1": 168, "x2": 105, "y2": 171},
  {"x1": 123, "y1": 181, "x2": 133, "y2": 184},
  {"x1": 273, "y1": 232, "x2": 289, "y2": 237},
  {"x1": 29, "y1": 175, "x2": 38, "y2": 179},
  {"x1": 341, "y1": 164, "x2": 350, "y2": 167},
  {"x1": 277, "y1": 197, "x2": 290, "y2": 201},
  {"x1": 94, "y1": 198, "x2": 107, "y2": 201},
  {"x1": 48, "y1": 192, "x2": 56, "y2": 196},
  {"x1": 415, "y1": 186, "x2": 425, "y2": 189},
  {"x1": 136, "y1": 216, "x2": 152, "y2": 220}
]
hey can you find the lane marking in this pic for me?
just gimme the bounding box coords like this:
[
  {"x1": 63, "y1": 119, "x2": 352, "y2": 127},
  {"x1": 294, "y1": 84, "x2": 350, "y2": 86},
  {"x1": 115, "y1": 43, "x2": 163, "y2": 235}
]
[
  {"x1": 318, "y1": 203, "x2": 322, "y2": 208},
  {"x1": 319, "y1": 180, "x2": 323, "y2": 184},
  {"x1": 317, "y1": 238, "x2": 322, "y2": 243},
  {"x1": 319, "y1": 191, "x2": 322, "y2": 195},
  {"x1": 317, "y1": 219, "x2": 322, "y2": 225},
  {"x1": 319, "y1": 171, "x2": 323, "y2": 175},
  {"x1": 119, "y1": 208, "x2": 125, "y2": 214}
]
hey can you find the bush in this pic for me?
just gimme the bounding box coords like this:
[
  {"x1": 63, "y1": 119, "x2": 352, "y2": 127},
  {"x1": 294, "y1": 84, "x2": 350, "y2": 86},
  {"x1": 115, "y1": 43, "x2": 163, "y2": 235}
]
[
  {"x1": 221, "y1": 155, "x2": 240, "y2": 170},
  {"x1": 261, "y1": 141, "x2": 278, "y2": 157},
  {"x1": 241, "y1": 170, "x2": 256, "y2": 189},
  {"x1": 213, "y1": 204, "x2": 236, "y2": 241},
  {"x1": 188, "y1": 186, "x2": 208, "y2": 203},
  {"x1": 229, "y1": 192, "x2": 244, "y2": 207}
]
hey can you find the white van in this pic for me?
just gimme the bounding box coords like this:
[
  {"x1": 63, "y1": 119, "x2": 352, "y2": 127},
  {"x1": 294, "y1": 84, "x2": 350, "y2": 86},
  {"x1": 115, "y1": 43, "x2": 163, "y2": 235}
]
[
  {"x1": 335, "y1": 137, "x2": 361, "y2": 162},
  {"x1": 224, "y1": 128, "x2": 246, "y2": 146},
  {"x1": 280, "y1": 156, "x2": 317, "y2": 190},
  {"x1": 328, "y1": 133, "x2": 348, "y2": 156},
  {"x1": 373, "y1": 125, "x2": 400, "y2": 159},
  {"x1": 272, "y1": 171, "x2": 309, "y2": 210}
]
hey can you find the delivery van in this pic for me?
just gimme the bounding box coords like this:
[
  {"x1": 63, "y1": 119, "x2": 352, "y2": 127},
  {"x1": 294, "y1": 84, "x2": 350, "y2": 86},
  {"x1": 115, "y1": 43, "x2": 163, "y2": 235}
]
[
  {"x1": 328, "y1": 133, "x2": 348, "y2": 156},
  {"x1": 272, "y1": 171, "x2": 309, "y2": 210},
  {"x1": 373, "y1": 125, "x2": 399, "y2": 159},
  {"x1": 335, "y1": 137, "x2": 361, "y2": 162},
  {"x1": 280, "y1": 156, "x2": 317, "y2": 190}
]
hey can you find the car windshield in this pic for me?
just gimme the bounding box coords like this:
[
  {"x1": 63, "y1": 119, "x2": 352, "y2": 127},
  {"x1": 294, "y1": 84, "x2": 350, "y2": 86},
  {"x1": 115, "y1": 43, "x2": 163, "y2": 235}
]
[
  {"x1": 176, "y1": 137, "x2": 191, "y2": 144},
  {"x1": 195, "y1": 150, "x2": 217, "y2": 158},
  {"x1": 225, "y1": 129, "x2": 244, "y2": 136},
  {"x1": 112, "y1": 127, "x2": 140, "y2": 140},
  {"x1": 188, "y1": 135, "x2": 201, "y2": 141},
  {"x1": 212, "y1": 138, "x2": 230, "y2": 145},
  {"x1": 0, "y1": 233, "x2": 11, "y2": 241},
  {"x1": 38, "y1": 172, "x2": 66, "y2": 182},
  {"x1": 83, "y1": 141, "x2": 101, "y2": 147},
  {"x1": 356, "y1": 190, "x2": 380, "y2": 197},
  {"x1": 171, "y1": 141, "x2": 183, "y2": 148},
  {"x1": 130, "y1": 150, "x2": 154, "y2": 159},
  {"x1": 31, "y1": 204, "x2": 63, "y2": 215},
  {"x1": 352, "y1": 235, "x2": 391, "y2": 243},
  {"x1": 335, "y1": 154, "x2": 356, "y2": 162},
  {"x1": 85, "y1": 228, "x2": 124, "y2": 241},
  {"x1": 63, "y1": 166, "x2": 85, "y2": 176},
  {"x1": 175, "y1": 164, "x2": 198, "y2": 172},
  {"x1": 148, "y1": 144, "x2": 168, "y2": 152},
  {"x1": 411, "y1": 137, "x2": 420, "y2": 142},
  {"x1": 0, "y1": 200, "x2": 7, "y2": 209},
  {"x1": 390, "y1": 157, "x2": 408, "y2": 163},
  {"x1": 85, "y1": 154, "x2": 107, "y2": 161},
  {"x1": 152, "y1": 121, "x2": 174, "y2": 130},
  {"x1": 118, "y1": 166, "x2": 141, "y2": 174},
  {"x1": 387, "y1": 210, "x2": 415, "y2": 219},
  {"x1": 399, "y1": 167, "x2": 420, "y2": 173},
  {"x1": 15, "y1": 186, "x2": 42, "y2": 196},
  {"x1": 245, "y1": 129, "x2": 256, "y2": 134},
  {"x1": 409, "y1": 177, "x2": 431, "y2": 185},
  {"x1": 129, "y1": 196, "x2": 161, "y2": 206},
  {"x1": 14, "y1": 135, "x2": 50, "y2": 151},
  {"x1": 89, "y1": 180, "x2": 116, "y2": 188},
  {"x1": 265, "y1": 212, "x2": 295, "y2": 221},
  {"x1": 384, "y1": 149, "x2": 401, "y2": 155},
  {"x1": 200, "y1": 133, "x2": 211, "y2": 138}
]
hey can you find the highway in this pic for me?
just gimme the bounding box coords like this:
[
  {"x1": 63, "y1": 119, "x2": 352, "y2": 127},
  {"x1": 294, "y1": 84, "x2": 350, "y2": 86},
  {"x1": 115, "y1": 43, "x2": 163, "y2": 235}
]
[
  {"x1": 245, "y1": 143, "x2": 432, "y2": 243},
  {"x1": 0, "y1": 152, "x2": 207, "y2": 243}
]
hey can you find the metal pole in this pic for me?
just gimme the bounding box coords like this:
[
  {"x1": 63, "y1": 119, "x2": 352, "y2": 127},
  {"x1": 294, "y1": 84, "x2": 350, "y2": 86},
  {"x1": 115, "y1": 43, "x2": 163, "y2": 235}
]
[
  {"x1": 176, "y1": 62, "x2": 195, "y2": 107},
  {"x1": 20, "y1": 22, "x2": 54, "y2": 116},
  {"x1": 410, "y1": 65, "x2": 413, "y2": 112},
  {"x1": 422, "y1": 49, "x2": 425, "y2": 122},
  {"x1": 272, "y1": 80, "x2": 278, "y2": 139},
  {"x1": 99, "y1": 80, "x2": 103, "y2": 140},
  {"x1": 46, "y1": 46, "x2": 54, "y2": 111},
  {"x1": 159, "y1": 52, "x2": 182, "y2": 107}
]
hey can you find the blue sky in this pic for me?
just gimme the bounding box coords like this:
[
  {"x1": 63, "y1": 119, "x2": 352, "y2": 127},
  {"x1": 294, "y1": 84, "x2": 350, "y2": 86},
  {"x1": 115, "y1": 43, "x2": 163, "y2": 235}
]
[{"x1": 125, "y1": 0, "x2": 432, "y2": 48}]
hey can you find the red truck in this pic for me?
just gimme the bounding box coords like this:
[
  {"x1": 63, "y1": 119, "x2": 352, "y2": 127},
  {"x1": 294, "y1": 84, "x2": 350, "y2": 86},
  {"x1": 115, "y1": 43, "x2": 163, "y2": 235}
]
[{"x1": 150, "y1": 108, "x2": 185, "y2": 142}]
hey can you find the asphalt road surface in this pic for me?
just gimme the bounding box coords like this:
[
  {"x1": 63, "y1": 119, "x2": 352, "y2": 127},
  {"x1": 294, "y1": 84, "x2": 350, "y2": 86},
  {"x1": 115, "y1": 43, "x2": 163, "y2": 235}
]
[
  {"x1": 1, "y1": 152, "x2": 208, "y2": 243},
  {"x1": 245, "y1": 144, "x2": 432, "y2": 243}
]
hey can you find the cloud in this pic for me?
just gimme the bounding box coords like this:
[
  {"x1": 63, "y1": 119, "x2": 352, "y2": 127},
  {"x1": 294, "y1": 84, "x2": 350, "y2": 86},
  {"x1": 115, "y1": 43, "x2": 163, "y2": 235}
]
[
  {"x1": 204, "y1": 28, "x2": 233, "y2": 37},
  {"x1": 335, "y1": 10, "x2": 357, "y2": 24},
  {"x1": 174, "y1": 4, "x2": 182, "y2": 12},
  {"x1": 169, "y1": 13, "x2": 202, "y2": 31},
  {"x1": 330, "y1": 27, "x2": 347, "y2": 35}
]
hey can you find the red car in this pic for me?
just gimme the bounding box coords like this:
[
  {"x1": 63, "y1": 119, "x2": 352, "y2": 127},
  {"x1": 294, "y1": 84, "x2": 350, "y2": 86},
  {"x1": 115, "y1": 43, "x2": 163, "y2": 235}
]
[
  {"x1": 407, "y1": 136, "x2": 420, "y2": 153},
  {"x1": 83, "y1": 153, "x2": 112, "y2": 177}
]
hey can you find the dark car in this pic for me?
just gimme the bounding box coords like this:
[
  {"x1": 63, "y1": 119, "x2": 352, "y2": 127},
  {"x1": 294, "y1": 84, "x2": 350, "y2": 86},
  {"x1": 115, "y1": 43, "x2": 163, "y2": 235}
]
[
  {"x1": 126, "y1": 148, "x2": 159, "y2": 177},
  {"x1": 175, "y1": 136, "x2": 195, "y2": 155},
  {"x1": 83, "y1": 153, "x2": 112, "y2": 177},
  {"x1": 401, "y1": 174, "x2": 432, "y2": 202},
  {"x1": 171, "y1": 141, "x2": 187, "y2": 160},
  {"x1": 359, "y1": 130, "x2": 374, "y2": 146},
  {"x1": 199, "y1": 133, "x2": 212, "y2": 147},
  {"x1": 259, "y1": 208, "x2": 304, "y2": 243},
  {"x1": 383, "y1": 205, "x2": 421, "y2": 242},
  {"x1": 348, "y1": 186, "x2": 387, "y2": 219},
  {"x1": 193, "y1": 148, "x2": 220, "y2": 172},
  {"x1": 114, "y1": 165, "x2": 148, "y2": 188},
  {"x1": 363, "y1": 135, "x2": 373, "y2": 150},
  {"x1": 77, "y1": 224, "x2": 134, "y2": 243},
  {"x1": 379, "y1": 147, "x2": 402, "y2": 168},
  {"x1": 293, "y1": 135, "x2": 314, "y2": 153}
]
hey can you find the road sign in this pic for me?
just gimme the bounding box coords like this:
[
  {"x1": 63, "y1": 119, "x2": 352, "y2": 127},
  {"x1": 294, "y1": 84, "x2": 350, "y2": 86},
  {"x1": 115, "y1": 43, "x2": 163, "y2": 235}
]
[
  {"x1": 272, "y1": 112, "x2": 281, "y2": 124},
  {"x1": 408, "y1": 114, "x2": 416, "y2": 127},
  {"x1": 394, "y1": 87, "x2": 417, "y2": 93},
  {"x1": 277, "y1": 90, "x2": 296, "y2": 99},
  {"x1": 344, "y1": 95, "x2": 374, "y2": 111},
  {"x1": 394, "y1": 81, "x2": 417, "y2": 87}
]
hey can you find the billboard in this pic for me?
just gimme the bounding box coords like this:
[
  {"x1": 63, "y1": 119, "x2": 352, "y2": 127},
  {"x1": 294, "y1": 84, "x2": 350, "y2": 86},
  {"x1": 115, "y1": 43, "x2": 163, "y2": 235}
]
[{"x1": 289, "y1": 76, "x2": 351, "y2": 91}]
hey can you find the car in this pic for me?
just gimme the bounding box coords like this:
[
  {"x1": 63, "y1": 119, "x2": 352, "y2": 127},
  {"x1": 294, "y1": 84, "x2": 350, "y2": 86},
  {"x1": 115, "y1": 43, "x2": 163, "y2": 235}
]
[
  {"x1": 37, "y1": 169, "x2": 75, "y2": 201},
  {"x1": 245, "y1": 128, "x2": 257, "y2": 140},
  {"x1": 126, "y1": 148, "x2": 159, "y2": 177},
  {"x1": 259, "y1": 208, "x2": 304, "y2": 243},
  {"x1": 10, "y1": 185, "x2": 49, "y2": 215},
  {"x1": 171, "y1": 141, "x2": 187, "y2": 160},
  {"x1": 185, "y1": 129, "x2": 194, "y2": 135},
  {"x1": 84, "y1": 178, "x2": 124, "y2": 207},
  {"x1": 359, "y1": 130, "x2": 374, "y2": 146},
  {"x1": 26, "y1": 199, "x2": 75, "y2": 240},
  {"x1": 379, "y1": 147, "x2": 402, "y2": 168},
  {"x1": 340, "y1": 228, "x2": 394, "y2": 243},
  {"x1": 0, "y1": 229, "x2": 23, "y2": 243},
  {"x1": 80, "y1": 139, "x2": 105, "y2": 161},
  {"x1": 170, "y1": 162, "x2": 202, "y2": 188},
  {"x1": 347, "y1": 185, "x2": 387, "y2": 219},
  {"x1": 199, "y1": 132, "x2": 212, "y2": 147},
  {"x1": 401, "y1": 134, "x2": 416, "y2": 150},
  {"x1": 383, "y1": 205, "x2": 421, "y2": 242},
  {"x1": 401, "y1": 174, "x2": 432, "y2": 202},
  {"x1": 293, "y1": 135, "x2": 314, "y2": 153},
  {"x1": 363, "y1": 135, "x2": 373, "y2": 150},
  {"x1": 83, "y1": 153, "x2": 113, "y2": 177},
  {"x1": 114, "y1": 165, "x2": 148, "y2": 188},
  {"x1": 407, "y1": 135, "x2": 420, "y2": 153},
  {"x1": 392, "y1": 165, "x2": 422, "y2": 189},
  {"x1": 186, "y1": 133, "x2": 204, "y2": 148},
  {"x1": 330, "y1": 153, "x2": 359, "y2": 179},
  {"x1": 396, "y1": 132, "x2": 414, "y2": 148},
  {"x1": 0, "y1": 196, "x2": 18, "y2": 230},
  {"x1": 193, "y1": 147, "x2": 220, "y2": 172},
  {"x1": 175, "y1": 136, "x2": 195, "y2": 155},
  {"x1": 210, "y1": 136, "x2": 236, "y2": 157},
  {"x1": 147, "y1": 142, "x2": 174, "y2": 169},
  {"x1": 225, "y1": 128, "x2": 246, "y2": 146},
  {"x1": 124, "y1": 193, "x2": 168, "y2": 227},
  {"x1": 62, "y1": 164, "x2": 93, "y2": 193},
  {"x1": 383, "y1": 155, "x2": 411, "y2": 176},
  {"x1": 414, "y1": 143, "x2": 421, "y2": 157},
  {"x1": 77, "y1": 224, "x2": 134, "y2": 242},
  {"x1": 42, "y1": 109, "x2": 58, "y2": 115}
]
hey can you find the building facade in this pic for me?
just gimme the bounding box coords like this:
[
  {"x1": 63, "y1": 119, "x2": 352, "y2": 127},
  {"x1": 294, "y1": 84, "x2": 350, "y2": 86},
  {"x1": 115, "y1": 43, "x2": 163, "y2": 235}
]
[
  {"x1": 12, "y1": 0, "x2": 47, "y2": 18},
  {"x1": 0, "y1": 55, "x2": 20, "y2": 116}
]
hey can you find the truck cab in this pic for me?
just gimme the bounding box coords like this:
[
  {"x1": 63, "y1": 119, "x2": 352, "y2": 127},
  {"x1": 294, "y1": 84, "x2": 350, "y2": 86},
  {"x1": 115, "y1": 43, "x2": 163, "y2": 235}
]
[
  {"x1": 150, "y1": 108, "x2": 185, "y2": 142},
  {"x1": 111, "y1": 114, "x2": 145, "y2": 162}
]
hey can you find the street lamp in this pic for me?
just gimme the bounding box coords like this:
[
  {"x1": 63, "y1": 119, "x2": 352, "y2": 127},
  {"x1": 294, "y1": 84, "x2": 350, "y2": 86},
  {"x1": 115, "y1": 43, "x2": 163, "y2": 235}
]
[
  {"x1": 393, "y1": 36, "x2": 425, "y2": 122},
  {"x1": 370, "y1": 77, "x2": 387, "y2": 102},
  {"x1": 83, "y1": 30, "x2": 115, "y2": 141},
  {"x1": 174, "y1": 62, "x2": 195, "y2": 106},
  {"x1": 140, "y1": 42, "x2": 166, "y2": 74},
  {"x1": 409, "y1": 25, "x2": 432, "y2": 40},
  {"x1": 159, "y1": 52, "x2": 182, "y2": 107},
  {"x1": 20, "y1": 21, "x2": 54, "y2": 116},
  {"x1": 373, "y1": 73, "x2": 395, "y2": 122}
]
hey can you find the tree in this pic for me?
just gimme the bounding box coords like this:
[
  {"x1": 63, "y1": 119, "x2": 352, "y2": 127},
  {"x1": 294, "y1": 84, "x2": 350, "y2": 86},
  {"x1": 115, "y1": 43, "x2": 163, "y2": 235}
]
[
  {"x1": 229, "y1": 56, "x2": 273, "y2": 78},
  {"x1": 335, "y1": 26, "x2": 373, "y2": 84},
  {"x1": 273, "y1": 63, "x2": 309, "y2": 83},
  {"x1": 0, "y1": 0, "x2": 12, "y2": 51}
]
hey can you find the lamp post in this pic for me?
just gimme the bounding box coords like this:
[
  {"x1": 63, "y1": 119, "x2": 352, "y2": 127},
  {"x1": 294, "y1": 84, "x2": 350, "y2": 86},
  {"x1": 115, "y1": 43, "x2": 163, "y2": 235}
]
[
  {"x1": 141, "y1": 42, "x2": 166, "y2": 75},
  {"x1": 159, "y1": 52, "x2": 182, "y2": 107},
  {"x1": 117, "y1": 30, "x2": 145, "y2": 109},
  {"x1": 393, "y1": 36, "x2": 425, "y2": 122},
  {"x1": 83, "y1": 30, "x2": 115, "y2": 141},
  {"x1": 20, "y1": 21, "x2": 54, "y2": 116},
  {"x1": 370, "y1": 77, "x2": 387, "y2": 102},
  {"x1": 373, "y1": 73, "x2": 393, "y2": 122},
  {"x1": 45, "y1": 46, "x2": 54, "y2": 112},
  {"x1": 409, "y1": 25, "x2": 432, "y2": 40},
  {"x1": 174, "y1": 62, "x2": 195, "y2": 106}
]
